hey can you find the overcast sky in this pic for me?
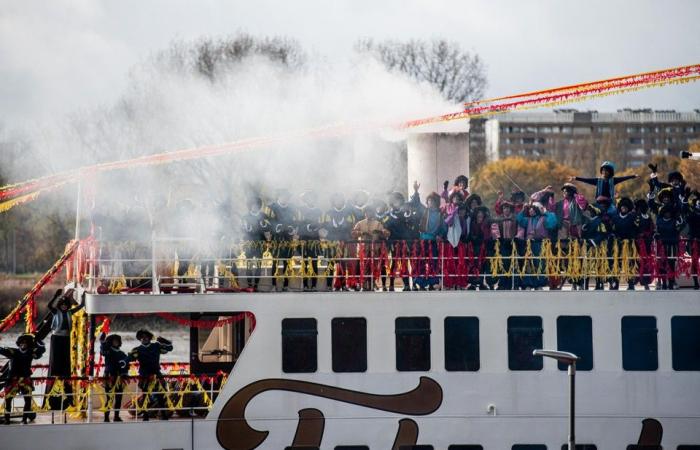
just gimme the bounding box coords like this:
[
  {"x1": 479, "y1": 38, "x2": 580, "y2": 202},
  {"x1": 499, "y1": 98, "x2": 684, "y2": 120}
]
[{"x1": 1, "y1": 0, "x2": 699, "y2": 128}]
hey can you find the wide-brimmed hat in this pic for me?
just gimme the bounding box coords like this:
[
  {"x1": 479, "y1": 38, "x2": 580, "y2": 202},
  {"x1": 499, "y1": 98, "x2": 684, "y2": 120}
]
[
  {"x1": 136, "y1": 329, "x2": 154, "y2": 340},
  {"x1": 561, "y1": 183, "x2": 577, "y2": 193},
  {"x1": 105, "y1": 334, "x2": 122, "y2": 346},
  {"x1": 16, "y1": 333, "x2": 35, "y2": 346},
  {"x1": 617, "y1": 197, "x2": 634, "y2": 211}
]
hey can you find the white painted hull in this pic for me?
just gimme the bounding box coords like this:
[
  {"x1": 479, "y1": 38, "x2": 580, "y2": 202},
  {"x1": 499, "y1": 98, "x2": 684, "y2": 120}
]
[{"x1": 4, "y1": 291, "x2": 699, "y2": 449}]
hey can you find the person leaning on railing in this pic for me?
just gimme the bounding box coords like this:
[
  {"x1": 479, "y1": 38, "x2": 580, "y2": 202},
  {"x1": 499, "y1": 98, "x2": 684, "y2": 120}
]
[
  {"x1": 351, "y1": 204, "x2": 390, "y2": 291},
  {"x1": 611, "y1": 197, "x2": 638, "y2": 290},
  {"x1": 0, "y1": 333, "x2": 45, "y2": 424}
]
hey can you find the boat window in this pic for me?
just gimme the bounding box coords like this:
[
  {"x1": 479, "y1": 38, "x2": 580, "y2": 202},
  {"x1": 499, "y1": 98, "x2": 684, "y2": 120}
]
[
  {"x1": 512, "y1": 446, "x2": 547, "y2": 450},
  {"x1": 621, "y1": 316, "x2": 658, "y2": 371},
  {"x1": 671, "y1": 316, "x2": 700, "y2": 371},
  {"x1": 282, "y1": 318, "x2": 318, "y2": 373},
  {"x1": 557, "y1": 316, "x2": 593, "y2": 371},
  {"x1": 286, "y1": 447, "x2": 319, "y2": 450},
  {"x1": 444, "y1": 317, "x2": 480, "y2": 371},
  {"x1": 396, "y1": 317, "x2": 431, "y2": 372},
  {"x1": 335, "y1": 446, "x2": 369, "y2": 450},
  {"x1": 561, "y1": 445, "x2": 596, "y2": 450},
  {"x1": 508, "y1": 316, "x2": 543, "y2": 371},
  {"x1": 399, "y1": 446, "x2": 433, "y2": 450},
  {"x1": 626, "y1": 445, "x2": 662, "y2": 449},
  {"x1": 332, "y1": 317, "x2": 367, "y2": 373},
  {"x1": 449, "y1": 446, "x2": 484, "y2": 449},
  {"x1": 678, "y1": 446, "x2": 700, "y2": 449}
]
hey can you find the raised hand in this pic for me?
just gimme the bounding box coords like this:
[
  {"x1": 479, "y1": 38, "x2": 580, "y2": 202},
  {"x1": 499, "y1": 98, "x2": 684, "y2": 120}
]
[{"x1": 413, "y1": 181, "x2": 420, "y2": 193}]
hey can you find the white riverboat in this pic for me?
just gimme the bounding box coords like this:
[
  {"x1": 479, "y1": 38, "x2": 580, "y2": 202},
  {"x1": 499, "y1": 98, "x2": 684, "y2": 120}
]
[{"x1": 3, "y1": 288, "x2": 699, "y2": 450}]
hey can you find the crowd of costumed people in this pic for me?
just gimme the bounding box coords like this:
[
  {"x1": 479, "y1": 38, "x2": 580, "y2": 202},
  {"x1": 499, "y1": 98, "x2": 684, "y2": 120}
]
[{"x1": 231, "y1": 160, "x2": 699, "y2": 293}]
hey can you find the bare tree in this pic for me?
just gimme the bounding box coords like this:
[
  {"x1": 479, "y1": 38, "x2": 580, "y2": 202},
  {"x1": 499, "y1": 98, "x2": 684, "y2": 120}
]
[
  {"x1": 356, "y1": 38, "x2": 487, "y2": 103},
  {"x1": 158, "y1": 34, "x2": 306, "y2": 81}
]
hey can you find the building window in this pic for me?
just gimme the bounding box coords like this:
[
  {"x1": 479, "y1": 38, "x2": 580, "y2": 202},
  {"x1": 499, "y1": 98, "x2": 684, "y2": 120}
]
[
  {"x1": 522, "y1": 137, "x2": 536, "y2": 144},
  {"x1": 526, "y1": 126, "x2": 537, "y2": 133},
  {"x1": 622, "y1": 316, "x2": 658, "y2": 371},
  {"x1": 671, "y1": 316, "x2": 700, "y2": 371},
  {"x1": 540, "y1": 126, "x2": 552, "y2": 133},
  {"x1": 332, "y1": 317, "x2": 367, "y2": 373},
  {"x1": 445, "y1": 317, "x2": 480, "y2": 371},
  {"x1": 685, "y1": 126, "x2": 696, "y2": 133},
  {"x1": 513, "y1": 446, "x2": 547, "y2": 450},
  {"x1": 557, "y1": 316, "x2": 593, "y2": 371},
  {"x1": 629, "y1": 137, "x2": 644, "y2": 144},
  {"x1": 282, "y1": 318, "x2": 317, "y2": 373},
  {"x1": 396, "y1": 317, "x2": 431, "y2": 371},
  {"x1": 665, "y1": 137, "x2": 675, "y2": 144},
  {"x1": 665, "y1": 126, "x2": 676, "y2": 133},
  {"x1": 508, "y1": 316, "x2": 543, "y2": 371}
]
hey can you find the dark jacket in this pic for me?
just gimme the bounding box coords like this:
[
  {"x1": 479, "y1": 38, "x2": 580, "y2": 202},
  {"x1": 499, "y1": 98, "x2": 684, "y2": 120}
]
[
  {"x1": 0, "y1": 342, "x2": 45, "y2": 378},
  {"x1": 129, "y1": 340, "x2": 173, "y2": 377},
  {"x1": 100, "y1": 341, "x2": 130, "y2": 377}
]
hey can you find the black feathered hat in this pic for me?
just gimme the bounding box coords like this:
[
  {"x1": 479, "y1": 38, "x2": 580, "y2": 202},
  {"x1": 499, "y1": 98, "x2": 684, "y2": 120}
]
[
  {"x1": 105, "y1": 334, "x2": 122, "y2": 347},
  {"x1": 634, "y1": 199, "x2": 649, "y2": 214},
  {"x1": 510, "y1": 190, "x2": 526, "y2": 202},
  {"x1": 454, "y1": 175, "x2": 469, "y2": 187},
  {"x1": 16, "y1": 333, "x2": 35, "y2": 346},
  {"x1": 617, "y1": 197, "x2": 634, "y2": 211},
  {"x1": 136, "y1": 329, "x2": 154, "y2": 340},
  {"x1": 667, "y1": 171, "x2": 684, "y2": 184}
]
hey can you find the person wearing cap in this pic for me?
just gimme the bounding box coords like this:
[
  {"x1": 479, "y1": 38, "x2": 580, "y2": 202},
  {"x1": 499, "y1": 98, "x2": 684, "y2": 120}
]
[
  {"x1": 323, "y1": 192, "x2": 354, "y2": 291},
  {"x1": 129, "y1": 330, "x2": 173, "y2": 420},
  {"x1": 47, "y1": 289, "x2": 84, "y2": 378},
  {"x1": 440, "y1": 175, "x2": 470, "y2": 206},
  {"x1": 298, "y1": 190, "x2": 323, "y2": 291},
  {"x1": 582, "y1": 196, "x2": 616, "y2": 290},
  {"x1": 495, "y1": 190, "x2": 526, "y2": 217},
  {"x1": 569, "y1": 161, "x2": 638, "y2": 200},
  {"x1": 685, "y1": 192, "x2": 700, "y2": 290},
  {"x1": 443, "y1": 192, "x2": 468, "y2": 290},
  {"x1": 515, "y1": 202, "x2": 557, "y2": 290},
  {"x1": 240, "y1": 196, "x2": 272, "y2": 292},
  {"x1": 611, "y1": 197, "x2": 638, "y2": 290},
  {"x1": 655, "y1": 204, "x2": 684, "y2": 290},
  {"x1": 351, "y1": 204, "x2": 391, "y2": 291},
  {"x1": 268, "y1": 189, "x2": 301, "y2": 292},
  {"x1": 411, "y1": 181, "x2": 446, "y2": 291},
  {"x1": 1, "y1": 334, "x2": 45, "y2": 424},
  {"x1": 648, "y1": 163, "x2": 687, "y2": 209},
  {"x1": 491, "y1": 200, "x2": 519, "y2": 289},
  {"x1": 383, "y1": 191, "x2": 414, "y2": 291},
  {"x1": 634, "y1": 199, "x2": 655, "y2": 290},
  {"x1": 554, "y1": 183, "x2": 588, "y2": 240},
  {"x1": 99, "y1": 333, "x2": 130, "y2": 422},
  {"x1": 467, "y1": 206, "x2": 494, "y2": 290}
]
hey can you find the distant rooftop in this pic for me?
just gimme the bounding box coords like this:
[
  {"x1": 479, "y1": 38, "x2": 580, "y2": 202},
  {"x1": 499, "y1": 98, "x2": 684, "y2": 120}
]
[{"x1": 488, "y1": 109, "x2": 700, "y2": 123}]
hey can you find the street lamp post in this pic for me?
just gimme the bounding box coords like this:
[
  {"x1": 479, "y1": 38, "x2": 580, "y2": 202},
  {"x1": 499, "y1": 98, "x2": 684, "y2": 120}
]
[{"x1": 533, "y1": 349, "x2": 579, "y2": 450}]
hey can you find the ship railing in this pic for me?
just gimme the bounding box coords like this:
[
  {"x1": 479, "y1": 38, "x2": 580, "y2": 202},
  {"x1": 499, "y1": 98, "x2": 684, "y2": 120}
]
[
  {"x1": 0, "y1": 373, "x2": 223, "y2": 424},
  {"x1": 82, "y1": 237, "x2": 700, "y2": 292}
]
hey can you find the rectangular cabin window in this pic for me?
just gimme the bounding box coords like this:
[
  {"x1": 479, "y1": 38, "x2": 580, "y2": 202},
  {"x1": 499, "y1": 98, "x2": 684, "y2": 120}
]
[
  {"x1": 557, "y1": 316, "x2": 593, "y2": 371},
  {"x1": 282, "y1": 318, "x2": 317, "y2": 373},
  {"x1": 672, "y1": 316, "x2": 700, "y2": 371},
  {"x1": 449, "y1": 446, "x2": 484, "y2": 449},
  {"x1": 332, "y1": 317, "x2": 367, "y2": 373},
  {"x1": 561, "y1": 445, "x2": 597, "y2": 450},
  {"x1": 445, "y1": 317, "x2": 480, "y2": 371},
  {"x1": 335, "y1": 447, "x2": 369, "y2": 450},
  {"x1": 396, "y1": 317, "x2": 431, "y2": 371},
  {"x1": 286, "y1": 447, "x2": 319, "y2": 450},
  {"x1": 513, "y1": 446, "x2": 547, "y2": 450},
  {"x1": 621, "y1": 316, "x2": 658, "y2": 371},
  {"x1": 678, "y1": 447, "x2": 700, "y2": 449},
  {"x1": 627, "y1": 445, "x2": 662, "y2": 449},
  {"x1": 508, "y1": 316, "x2": 543, "y2": 370},
  {"x1": 399, "y1": 446, "x2": 433, "y2": 450}
]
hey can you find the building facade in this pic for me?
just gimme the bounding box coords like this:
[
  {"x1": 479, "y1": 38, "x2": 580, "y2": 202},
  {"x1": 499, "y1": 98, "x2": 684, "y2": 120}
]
[{"x1": 472, "y1": 109, "x2": 700, "y2": 172}]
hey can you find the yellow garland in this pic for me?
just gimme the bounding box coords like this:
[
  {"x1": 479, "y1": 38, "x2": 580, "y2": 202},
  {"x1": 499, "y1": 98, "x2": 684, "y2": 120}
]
[{"x1": 490, "y1": 240, "x2": 505, "y2": 278}]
